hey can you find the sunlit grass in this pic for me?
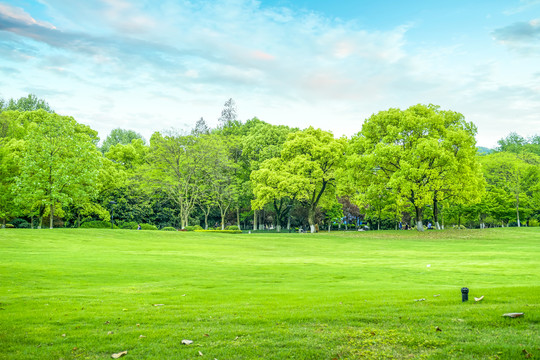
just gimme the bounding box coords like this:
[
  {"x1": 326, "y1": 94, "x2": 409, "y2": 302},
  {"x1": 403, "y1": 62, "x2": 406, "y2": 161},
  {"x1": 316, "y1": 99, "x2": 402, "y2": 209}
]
[{"x1": 0, "y1": 228, "x2": 538, "y2": 359}]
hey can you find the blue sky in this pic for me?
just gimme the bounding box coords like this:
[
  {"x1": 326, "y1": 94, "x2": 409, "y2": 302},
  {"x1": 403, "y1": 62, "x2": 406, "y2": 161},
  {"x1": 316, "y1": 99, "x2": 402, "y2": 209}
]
[{"x1": 1, "y1": 0, "x2": 539, "y2": 147}]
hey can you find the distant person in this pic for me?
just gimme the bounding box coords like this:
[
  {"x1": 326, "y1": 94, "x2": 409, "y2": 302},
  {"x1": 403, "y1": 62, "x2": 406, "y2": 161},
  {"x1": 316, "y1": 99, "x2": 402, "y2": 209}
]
[
  {"x1": 399, "y1": 221, "x2": 402, "y2": 230},
  {"x1": 427, "y1": 222, "x2": 432, "y2": 230},
  {"x1": 137, "y1": 224, "x2": 141, "y2": 230}
]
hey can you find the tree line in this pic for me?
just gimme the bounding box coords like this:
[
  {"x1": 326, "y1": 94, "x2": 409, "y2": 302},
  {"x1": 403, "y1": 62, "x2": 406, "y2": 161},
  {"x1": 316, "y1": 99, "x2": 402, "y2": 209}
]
[{"x1": 1, "y1": 95, "x2": 539, "y2": 231}]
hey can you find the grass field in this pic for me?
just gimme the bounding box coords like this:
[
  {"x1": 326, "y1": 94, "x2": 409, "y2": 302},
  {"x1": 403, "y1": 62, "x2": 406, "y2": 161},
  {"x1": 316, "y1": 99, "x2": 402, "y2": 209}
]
[{"x1": 0, "y1": 228, "x2": 539, "y2": 359}]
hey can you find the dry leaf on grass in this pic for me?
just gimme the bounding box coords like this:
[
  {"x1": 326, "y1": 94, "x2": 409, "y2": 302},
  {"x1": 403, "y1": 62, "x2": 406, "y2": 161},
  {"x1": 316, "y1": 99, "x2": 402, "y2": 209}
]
[
  {"x1": 502, "y1": 312, "x2": 524, "y2": 318},
  {"x1": 414, "y1": 298, "x2": 426, "y2": 302},
  {"x1": 435, "y1": 326, "x2": 442, "y2": 332},
  {"x1": 111, "y1": 350, "x2": 127, "y2": 358},
  {"x1": 474, "y1": 296, "x2": 484, "y2": 302},
  {"x1": 181, "y1": 340, "x2": 193, "y2": 345},
  {"x1": 139, "y1": 335, "x2": 146, "y2": 338},
  {"x1": 153, "y1": 304, "x2": 164, "y2": 306},
  {"x1": 199, "y1": 351, "x2": 203, "y2": 356}
]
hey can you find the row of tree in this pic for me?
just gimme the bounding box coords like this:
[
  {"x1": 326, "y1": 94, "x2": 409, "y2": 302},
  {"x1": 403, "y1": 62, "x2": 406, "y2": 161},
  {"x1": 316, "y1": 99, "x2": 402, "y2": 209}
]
[{"x1": 1, "y1": 95, "x2": 539, "y2": 231}]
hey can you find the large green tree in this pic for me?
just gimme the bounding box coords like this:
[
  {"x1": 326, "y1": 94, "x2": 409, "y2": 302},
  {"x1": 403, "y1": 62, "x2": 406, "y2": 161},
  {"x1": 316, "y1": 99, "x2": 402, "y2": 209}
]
[
  {"x1": 14, "y1": 110, "x2": 101, "y2": 228},
  {"x1": 347, "y1": 104, "x2": 484, "y2": 231},
  {"x1": 276, "y1": 127, "x2": 346, "y2": 233}
]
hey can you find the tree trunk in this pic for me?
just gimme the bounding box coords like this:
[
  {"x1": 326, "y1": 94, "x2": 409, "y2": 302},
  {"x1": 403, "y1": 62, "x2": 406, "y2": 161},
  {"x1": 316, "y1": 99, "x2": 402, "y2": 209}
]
[
  {"x1": 253, "y1": 209, "x2": 258, "y2": 231},
  {"x1": 287, "y1": 212, "x2": 291, "y2": 230},
  {"x1": 49, "y1": 204, "x2": 54, "y2": 229},
  {"x1": 31, "y1": 215, "x2": 34, "y2": 229},
  {"x1": 328, "y1": 222, "x2": 331, "y2": 232},
  {"x1": 415, "y1": 205, "x2": 424, "y2": 232},
  {"x1": 204, "y1": 213, "x2": 208, "y2": 230},
  {"x1": 1, "y1": 218, "x2": 5, "y2": 229},
  {"x1": 516, "y1": 194, "x2": 521, "y2": 227},
  {"x1": 433, "y1": 196, "x2": 440, "y2": 230},
  {"x1": 77, "y1": 212, "x2": 81, "y2": 228},
  {"x1": 308, "y1": 206, "x2": 316, "y2": 233},
  {"x1": 237, "y1": 208, "x2": 241, "y2": 230},
  {"x1": 276, "y1": 224, "x2": 281, "y2": 233}
]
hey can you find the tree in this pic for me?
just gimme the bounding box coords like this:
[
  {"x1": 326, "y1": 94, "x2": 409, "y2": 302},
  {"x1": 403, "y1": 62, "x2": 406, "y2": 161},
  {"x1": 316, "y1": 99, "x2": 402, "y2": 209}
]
[
  {"x1": 279, "y1": 127, "x2": 346, "y2": 233},
  {"x1": 479, "y1": 152, "x2": 539, "y2": 227},
  {"x1": 14, "y1": 110, "x2": 101, "y2": 229},
  {"x1": 100, "y1": 128, "x2": 145, "y2": 153},
  {"x1": 251, "y1": 157, "x2": 304, "y2": 232},
  {"x1": 347, "y1": 104, "x2": 484, "y2": 231},
  {"x1": 3, "y1": 94, "x2": 53, "y2": 113},
  {"x1": 192, "y1": 117, "x2": 210, "y2": 136},
  {"x1": 218, "y1": 98, "x2": 237, "y2": 128}
]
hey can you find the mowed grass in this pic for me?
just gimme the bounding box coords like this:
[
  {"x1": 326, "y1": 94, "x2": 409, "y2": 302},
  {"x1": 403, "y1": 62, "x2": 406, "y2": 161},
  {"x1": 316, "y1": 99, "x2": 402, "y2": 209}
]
[{"x1": 0, "y1": 228, "x2": 539, "y2": 359}]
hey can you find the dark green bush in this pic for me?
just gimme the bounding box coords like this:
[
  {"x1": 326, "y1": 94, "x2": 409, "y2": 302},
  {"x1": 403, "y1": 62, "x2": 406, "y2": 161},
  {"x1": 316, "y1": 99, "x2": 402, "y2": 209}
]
[
  {"x1": 194, "y1": 225, "x2": 203, "y2": 230},
  {"x1": 226, "y1": 225, "x2": 239, "y2": 230},
  {"x1": 5, "y1": 224, "x2": 15, "y2": 228},
  {"x1": 10, "y1": 218, "x2": 31, "y2": 228},
  {"x1": 162, "y1": 226, "x2": 177, "y2": 231},
  {"x1": 139, "y1": 223, "x2": 158, "y2": 231},
  {"x1": 185, "y1": 226, "x2": 196, "y2": 231},
  {"x1": 194, "y1": 229, "x2": 242, "y2": 234},
  {"x1": 81, "y1": 221, "x2": 116, "y2": 229},
  {"x1": 118, "y1": 221, "x2": 138, "y2": 230}
]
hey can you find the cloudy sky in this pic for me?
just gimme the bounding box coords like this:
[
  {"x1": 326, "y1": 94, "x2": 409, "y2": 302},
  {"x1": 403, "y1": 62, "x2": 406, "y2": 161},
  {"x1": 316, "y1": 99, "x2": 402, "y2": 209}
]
[{"x1": 1, "y1": 0, "x2": 539, "y2": 147}]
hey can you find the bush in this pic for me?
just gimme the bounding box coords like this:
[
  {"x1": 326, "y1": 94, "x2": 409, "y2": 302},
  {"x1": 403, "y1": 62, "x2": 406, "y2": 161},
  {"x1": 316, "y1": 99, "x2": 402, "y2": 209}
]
[
  {"x1": 529, "y1": 219, "x2": 539, "y2": 227},
  {"x1": 81, "y1": 221, "x2": 116, "y2": 229},
  {"x1": 10, "y1": 218, "x2": 31, "y2": 228},
  {"x1": 4, "y1": 224, "x2": 15, "y2": 228},
  {"x1": 162, "y1": 227, "x2": 177, "y2": 231},
  {"x1": 226, "y1": 225, "x2": 239, "y2": 230},
  {"x1": 194, "y1": 225, "x2": 203, "y2": 230},
  {"x1": 139, "y1": 223, "x2": 158, "y2": 231},
  {"x1": 118, "y1": 221, "x2": 138, "y2": 230},
  {"x1": 185, "y1": 226, "x2": 196, "y2": 231},
  {"x1": 194, "y1": 229, "x2": 242, "y2": 234}
]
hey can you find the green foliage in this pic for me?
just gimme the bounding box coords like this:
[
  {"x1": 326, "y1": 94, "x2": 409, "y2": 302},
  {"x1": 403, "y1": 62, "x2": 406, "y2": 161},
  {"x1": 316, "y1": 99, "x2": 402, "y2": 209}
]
[
  {"x1": 100, "y1": 128, "x2": 145, "y2": 153},
  {"x1": 9, "y1": 218, "x2": 30, "y2": 228},
  {"x1": 2, "y1": 94, "x2": 53, "y2": 113},
  {"x1": 14, "y1": 110, "x2": 102, "y2": 229},
  {"x1": 225, "y1": 225, "x2": 239, "y2": 230},
  {"x1": 347, "y1": 104, "x2": 484, "y2": 231},
  {"x1": 162, "y1": 226, "x2": 177, "y2": 231},
  {"x1": 194, "y1": 229, "x2": 242, "y2": 233},
  {"x1": 4, "y1": 223, "x2": 14, "y2": 228},
  {"x1": 139, "y1": 223, "x2": 158, "y2": 230},
  {"x1": 117, "y1": 221, "x2": 138, "y2": 230},
  {"x1": 81, "y1": 220, "x2": 114, "y2": 229}
]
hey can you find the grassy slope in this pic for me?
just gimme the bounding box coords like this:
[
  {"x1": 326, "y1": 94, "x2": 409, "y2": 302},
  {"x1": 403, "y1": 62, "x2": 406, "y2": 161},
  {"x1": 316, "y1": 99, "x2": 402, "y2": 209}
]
[{"x1": 0, "y1": 228, "x2": 538, "y2": 359}]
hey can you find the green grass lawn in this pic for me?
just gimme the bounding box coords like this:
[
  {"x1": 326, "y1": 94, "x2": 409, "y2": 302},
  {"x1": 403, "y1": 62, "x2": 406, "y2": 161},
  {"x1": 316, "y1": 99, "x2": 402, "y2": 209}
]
[{"x1": 0, "y1": 228, "x2": 539, "y2": 359}]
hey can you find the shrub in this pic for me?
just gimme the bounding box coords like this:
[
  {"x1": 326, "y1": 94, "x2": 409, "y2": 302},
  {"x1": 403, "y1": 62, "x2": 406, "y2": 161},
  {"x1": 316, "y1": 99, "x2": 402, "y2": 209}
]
[
  {"x1": 5, "y1": 224, "x2": 15, "y2": 228},
  {"x1": 118, "y1": 221, "x2": 138, "y2": 230},
  {"x1": 529, "y1": 219, "x2": 539, "y2": 227},
  {"x1": 194, "y1": 229, "x2": 242, "y2": 234},
  {"x1": 81, "y1": 221, "x2": 116, "y2": 229},
  {"x1": 194, "y1": 225, "x2": 203, "y2": 230},
  {"x1": 162, "y1": 227, "x2": 177, "y2": 231},
  {"x1": 10, "y1": 218, "x2": 31, "y2": 229},
  {"x1": 185, "y1": 226, "x2": 196, "y2": 231},
  {"x1": 226, "y1": 225, "x2": 239, "y2": 230},
  {"x1": 139, "y1": 223, "x2": 158, "y2": 231}
]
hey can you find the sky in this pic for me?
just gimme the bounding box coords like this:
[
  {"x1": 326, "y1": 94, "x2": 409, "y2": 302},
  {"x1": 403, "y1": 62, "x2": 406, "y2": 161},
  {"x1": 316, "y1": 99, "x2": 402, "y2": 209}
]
[{"x1": 1, "y1": 0, "x2": 539, "y2": 148}]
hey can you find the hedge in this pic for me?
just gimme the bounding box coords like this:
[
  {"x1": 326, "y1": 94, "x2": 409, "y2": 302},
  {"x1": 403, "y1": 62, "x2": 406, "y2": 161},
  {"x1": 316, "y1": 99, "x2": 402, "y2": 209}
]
[{"x1": 194, "y1": 230, "x2": 242, "y2": 234}]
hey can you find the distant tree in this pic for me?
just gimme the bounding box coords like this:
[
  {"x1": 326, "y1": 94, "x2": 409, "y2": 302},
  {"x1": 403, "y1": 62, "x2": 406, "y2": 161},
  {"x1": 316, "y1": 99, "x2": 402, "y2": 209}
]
[
  {"x1": 218, "y1": 98, "x2": 237, "y2": 128},
  {"x1": 497, "y1": 132, "x2": 540, "y2": 156},
  {"x1": 3, "y1": 94, "x2": 53, "y2": 113},
  {"x1": 101, "y1": 128, "x2": 145, "y2": 153},
  {"x1": 192, "y1": 117, "x2": 210, "y2": 136}
]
